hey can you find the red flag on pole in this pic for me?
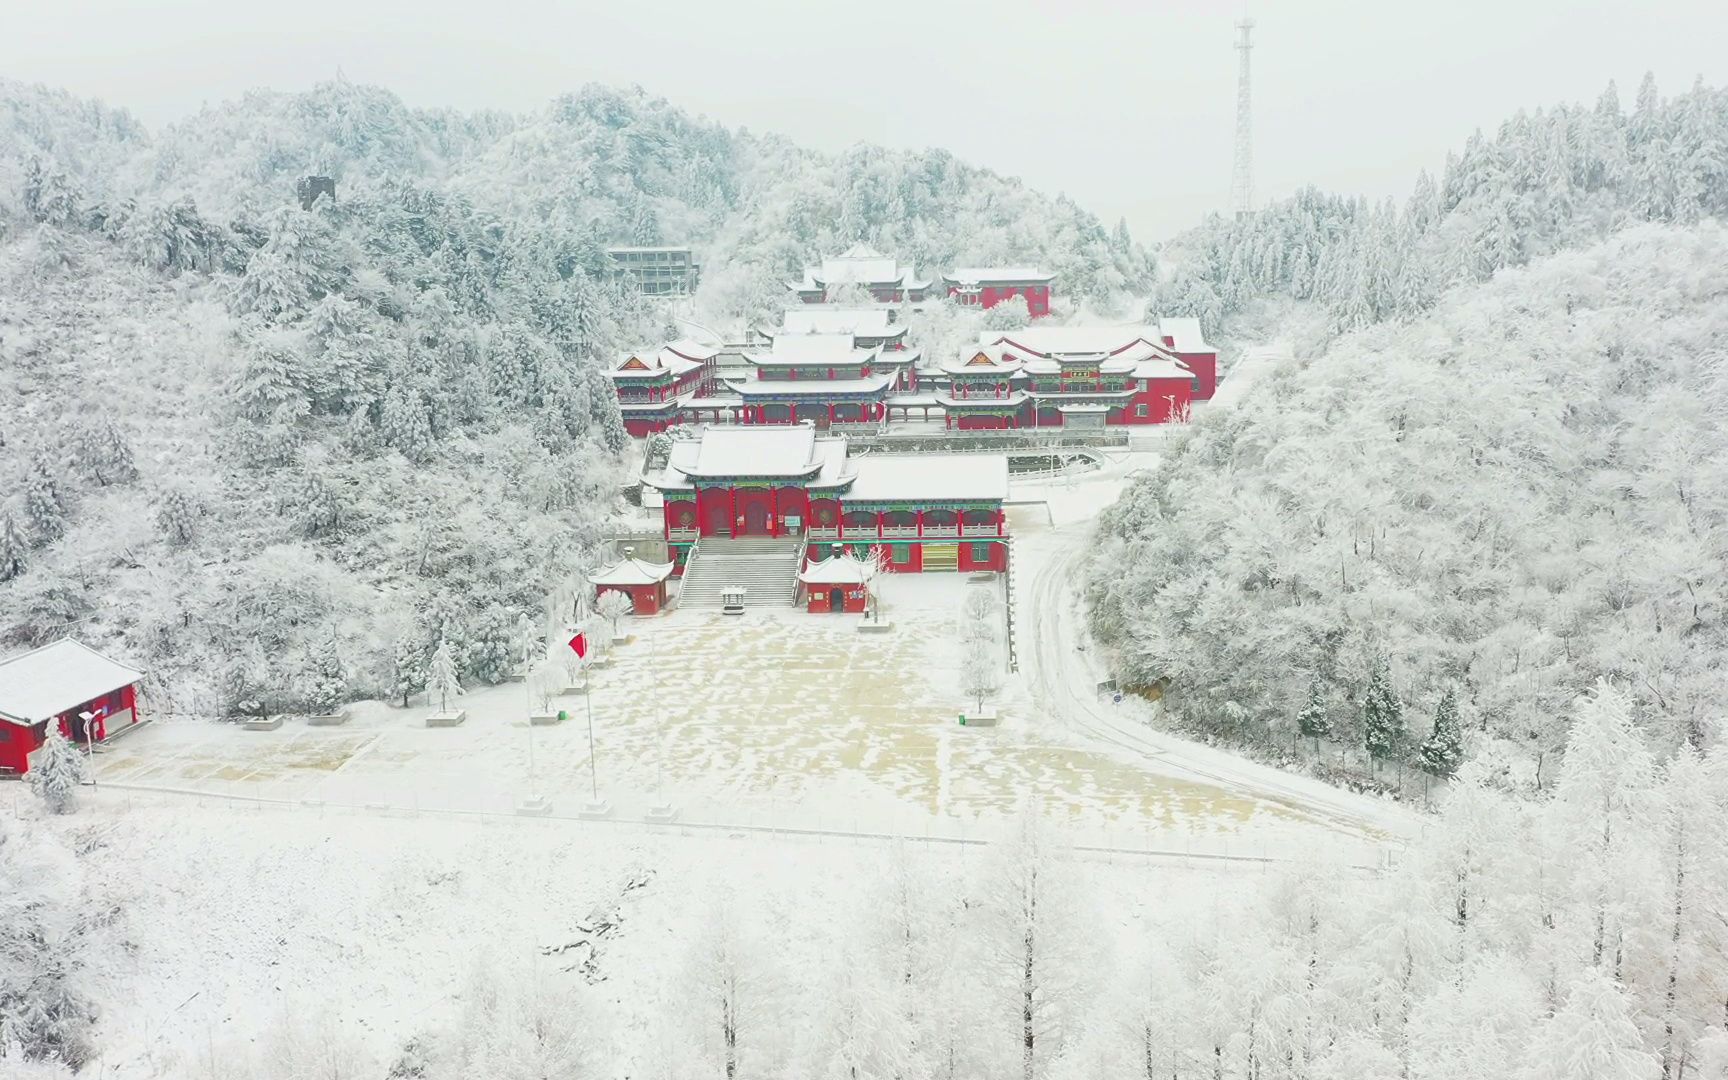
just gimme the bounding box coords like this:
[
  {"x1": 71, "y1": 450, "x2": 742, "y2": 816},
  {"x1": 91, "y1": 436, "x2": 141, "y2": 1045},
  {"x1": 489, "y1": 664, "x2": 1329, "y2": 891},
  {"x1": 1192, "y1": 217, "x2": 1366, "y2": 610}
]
[{"x1": 568, "y1": 632, "x2": 588, "y2": 658}]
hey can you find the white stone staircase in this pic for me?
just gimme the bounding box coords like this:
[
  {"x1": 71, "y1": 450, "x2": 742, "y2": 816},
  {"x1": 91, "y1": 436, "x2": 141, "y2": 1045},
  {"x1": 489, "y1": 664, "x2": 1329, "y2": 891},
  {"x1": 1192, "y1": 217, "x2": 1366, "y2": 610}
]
[{"x1": 676, "y1": 536, "x2": 805, "y2": 608}]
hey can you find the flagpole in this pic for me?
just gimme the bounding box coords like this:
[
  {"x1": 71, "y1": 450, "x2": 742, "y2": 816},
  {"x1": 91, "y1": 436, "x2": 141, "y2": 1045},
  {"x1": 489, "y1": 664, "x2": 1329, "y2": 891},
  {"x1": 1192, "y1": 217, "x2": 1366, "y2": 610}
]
[{"x1": 584, "y1": 674, "x2": 598, "y2": 802}]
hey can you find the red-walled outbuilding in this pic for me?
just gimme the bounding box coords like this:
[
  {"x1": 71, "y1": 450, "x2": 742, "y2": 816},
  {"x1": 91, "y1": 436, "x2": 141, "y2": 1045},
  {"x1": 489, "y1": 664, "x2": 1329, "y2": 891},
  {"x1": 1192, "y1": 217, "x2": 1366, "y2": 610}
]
[
  {"x1": 0, "y1": 639, "x2": 144, "y2": 775},
  {"x1": 589, "y1": 557, "x2": 676, "y2": 616},
  {"x1": 799, "y1": 555, "x2": 871, "y2": 613}
]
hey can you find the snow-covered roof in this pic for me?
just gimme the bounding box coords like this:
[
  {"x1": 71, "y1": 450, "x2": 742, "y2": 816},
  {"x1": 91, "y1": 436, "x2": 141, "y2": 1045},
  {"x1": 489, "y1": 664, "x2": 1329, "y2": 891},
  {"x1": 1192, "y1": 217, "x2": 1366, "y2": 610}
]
[
  {"x1": 649, "y1": 425, "x2": 857, "y2": 483},
  {"x1": 796, "y1": 244, "x2": 926, "y2": 291},
  {"x1": 610, "y1": 339, "x2": 717, "y2": 379},
  {"x1": 777, "y1": 308, "x2": 901, "y2": 338},
  {"x1": 1133, "y1": 357, "x2": 1195, "y2": 381},
  {"x1": 0, "y1": 639, "x2": 143, "y2": 726},
  {"x1": 744, "y1": 334, "x2": 878, "y2": 367},
  {"x1": 946, "y1": 267, "x2": 1054, "y2": 284},
  {"x1": 727, "y1": 375, "x2": 894, "y2": 398},
  {"x1": 588, "y1": 557, "x2": 675, "y2": 587},
  {"x1": 1157, "y1": 317, "x2": 1214, "y2": 354},
  {"x1": 940, "y1": 347, "x2": 1022, "y2": 376},
  {"x1": 843, "y1": 454, "x2": 1009, "y2": 503},
  {"x1": 982, "y1": 326, "x2": 1185, "y2": 361},
  {"x1": 799, "y1": 555, "x2": 870, "y2": 585}
]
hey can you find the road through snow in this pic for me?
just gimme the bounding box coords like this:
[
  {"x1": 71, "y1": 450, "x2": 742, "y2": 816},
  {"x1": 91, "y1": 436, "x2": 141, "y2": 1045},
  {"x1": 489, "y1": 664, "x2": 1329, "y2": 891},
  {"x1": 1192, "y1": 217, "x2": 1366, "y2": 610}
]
[{"x1": 1010, "y1": 344, "x2": 1426, "y2": 845}]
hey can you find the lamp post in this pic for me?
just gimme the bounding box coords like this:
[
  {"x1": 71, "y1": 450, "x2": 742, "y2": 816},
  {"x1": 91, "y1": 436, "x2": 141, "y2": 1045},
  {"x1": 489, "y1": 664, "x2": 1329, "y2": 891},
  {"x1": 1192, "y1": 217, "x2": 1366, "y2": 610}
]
[{"x1": 78, "y1": 709, "x2": 97, "y2": 790}]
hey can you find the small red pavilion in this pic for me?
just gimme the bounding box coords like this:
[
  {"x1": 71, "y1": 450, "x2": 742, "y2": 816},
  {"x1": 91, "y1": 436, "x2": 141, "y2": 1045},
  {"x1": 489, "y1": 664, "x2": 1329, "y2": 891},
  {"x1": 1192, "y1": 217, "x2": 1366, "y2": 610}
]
[
  {"x1": 589, "y1": 557, "x2": 676, "y2": 616},
  {"x1": 799, "y1": 555, "x2": 870, "y2": 613},
  {"x1": 0, "y1": 639, "x2": 144, "y2": 775}
]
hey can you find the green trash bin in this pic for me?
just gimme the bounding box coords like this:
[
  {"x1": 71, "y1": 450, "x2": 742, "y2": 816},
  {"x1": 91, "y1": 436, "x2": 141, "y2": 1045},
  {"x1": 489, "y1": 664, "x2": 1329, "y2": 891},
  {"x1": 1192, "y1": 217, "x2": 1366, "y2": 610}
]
[{"x1": 558, "y1": 710, "x2": 568, "y2": 722}]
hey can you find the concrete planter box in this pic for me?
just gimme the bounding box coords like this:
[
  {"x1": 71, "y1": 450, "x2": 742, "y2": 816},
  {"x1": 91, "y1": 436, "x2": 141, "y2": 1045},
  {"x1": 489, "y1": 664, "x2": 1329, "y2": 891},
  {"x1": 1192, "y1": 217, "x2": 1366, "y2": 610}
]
[
  {"x1": 646, "y1": 803, "x2": 680, "y2": 824},
  {"x1": 611, "y1": 633, "x2": 631, "y2": 648},
  {"x1": 579, "y1": 799, "x2": 613, "y2": 820},
  {"x1": 857, "y1": 620, "x2": 894, "y2": 634},
  {"x1": 243, "y1": 715, "x2": 283, "y2": 731},
  {"x1": 516, "y1": 796, "x2": 553, "y2": 817},
  {"x1": 560, "y1": 681, "x2": 589, "y2": 696},
  {"x1": 958, "y1": 708, "x2": 998, "y2": 728},
  {"x1": 588, "y1": 656, "x2": 614, "y2": 670},
  {"x1": 968, "y1": 571, "x2": 998, "y2": 583},
  {"x1": 425, "y1": 709, "x2": 467, "y2": 728},
  {"x1": 529, "y1": 711, "x2": 565, "y2": 727},
  {"x1": 307, "y1": 710, "x2": 350, "y2": 727}
]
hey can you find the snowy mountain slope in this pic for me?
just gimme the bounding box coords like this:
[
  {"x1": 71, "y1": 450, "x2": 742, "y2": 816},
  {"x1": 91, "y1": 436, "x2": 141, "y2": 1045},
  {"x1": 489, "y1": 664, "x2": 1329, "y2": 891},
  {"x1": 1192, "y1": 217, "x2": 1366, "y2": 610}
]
[
  {"x1": 1089, "y1": 222, "x2": 1728, "y2": 783},
  {"x1": 0, "y1": 74, "x2": 1152, "y2": 718}
]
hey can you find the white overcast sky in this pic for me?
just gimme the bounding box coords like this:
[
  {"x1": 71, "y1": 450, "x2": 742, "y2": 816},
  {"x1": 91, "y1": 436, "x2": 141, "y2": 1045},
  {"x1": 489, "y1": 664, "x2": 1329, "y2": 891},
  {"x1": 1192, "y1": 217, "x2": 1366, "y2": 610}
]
[{"x1": 5, "y1": 0, "x2": 1725, "y2": 241}]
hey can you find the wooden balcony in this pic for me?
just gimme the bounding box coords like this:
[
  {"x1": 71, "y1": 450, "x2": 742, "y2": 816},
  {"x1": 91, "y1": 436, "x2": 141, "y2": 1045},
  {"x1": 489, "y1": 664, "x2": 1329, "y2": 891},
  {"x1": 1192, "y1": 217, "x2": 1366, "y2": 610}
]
[
  {"x1": 961, "y1": 524, "x2": 1002, "y2": 537},
  {"x1": 807, "y1": 526, "x2": 841, "y2": 540},
  {"x1": 878, "y1": 526, "x2": 920, "y2": 539},
  {"x1": 666, "y1": 527, "x2": 700, "y2": 543},
  {"x1": 919, "y1": 525, "x2": 960, "y2": 538}
]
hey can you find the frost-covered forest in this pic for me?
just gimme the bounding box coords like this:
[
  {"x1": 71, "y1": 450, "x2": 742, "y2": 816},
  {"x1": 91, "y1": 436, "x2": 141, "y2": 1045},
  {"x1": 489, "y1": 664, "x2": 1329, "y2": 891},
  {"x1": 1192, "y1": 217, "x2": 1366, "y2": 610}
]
[
  {"x1": 0, "y1": 77, "x2": 1149, "y2": 716},
  {"x1": 1094, "y1": 75, "x2": 1728, "y2": 786},
  {"x1": 1152, "y1": 75, "x2": 1728, "y2": 339}
]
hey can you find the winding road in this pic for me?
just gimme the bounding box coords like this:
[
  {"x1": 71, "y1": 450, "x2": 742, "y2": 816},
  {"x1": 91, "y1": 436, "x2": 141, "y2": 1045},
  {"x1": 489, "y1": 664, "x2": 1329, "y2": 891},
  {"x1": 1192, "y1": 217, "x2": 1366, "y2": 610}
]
[{"x1": 1009, "y1": 345, "x2": 1425, "y2": 846}]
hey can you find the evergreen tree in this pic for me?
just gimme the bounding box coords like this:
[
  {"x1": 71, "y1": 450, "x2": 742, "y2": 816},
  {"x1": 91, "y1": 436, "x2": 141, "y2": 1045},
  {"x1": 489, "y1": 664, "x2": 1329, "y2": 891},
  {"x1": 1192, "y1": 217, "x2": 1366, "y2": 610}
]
[
  {"x1": 391, "y1": 635, "x2": 425, "y2": 708},
  {"x1": 1362, "y1": 654, "x2": 1405, "y2": 770},
  {"x1": 0, "y1": 507, "x2": 26, "y2": 582},
  {"x1": 427, "y1": 638, "x2": 462, "y2": 714},
  {"x1": 21, "y1": 458, "x2": 67, "y2": 546},
  {"x1": 304, "y1": 629, "x2": 347, "y2": 715},
  {"x1": 1418, "y1": 686, "x2": 1466, "y2": 780},
  {"x1": 152, "y1": 485, "x2": 199, "y2": 547},
  {"x1": 1296, "y1": 680, "x2": 1331, "y2": 753},
  {"x1": 28, "y1": 724, "x2": 87, "y2": 815},
  {"x1": 76, "y1": 414, "x2": 137, "y2": 487}
]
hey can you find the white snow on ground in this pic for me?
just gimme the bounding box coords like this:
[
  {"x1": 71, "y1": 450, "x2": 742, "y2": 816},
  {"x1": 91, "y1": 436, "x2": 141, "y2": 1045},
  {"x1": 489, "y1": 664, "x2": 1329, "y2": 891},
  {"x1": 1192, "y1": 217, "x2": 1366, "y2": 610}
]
[
  {"x1": 60, "y1": 337, "x2": 1420, "y2": 1075},
  {"x1": 63, "y1": 794, "x2": 1367, "y2": 1079}
]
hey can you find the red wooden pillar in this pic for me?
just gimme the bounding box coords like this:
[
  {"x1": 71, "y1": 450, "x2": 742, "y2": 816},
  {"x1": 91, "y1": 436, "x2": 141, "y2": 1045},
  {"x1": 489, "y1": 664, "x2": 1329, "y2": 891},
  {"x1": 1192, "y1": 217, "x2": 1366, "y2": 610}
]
[
  {"x1": 876, "y1": 511, "x2": 885, "y2": 538},
  {"x1": 769, "y1": 487, "x2": 780, "y2": 538},
  {"x1": 916, "y1": 510, "x2": 924, "y2": 537},
  {"x1": 728, "y1": 488, "x2": 737, "y2": 538}
]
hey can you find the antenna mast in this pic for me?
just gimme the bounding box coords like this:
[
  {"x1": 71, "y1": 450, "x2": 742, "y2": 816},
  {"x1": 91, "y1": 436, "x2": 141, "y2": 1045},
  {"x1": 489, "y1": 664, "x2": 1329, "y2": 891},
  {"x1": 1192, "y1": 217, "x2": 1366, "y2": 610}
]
[{"x1": 1231, "y1": 18, "x2": 1256, "y2": 219}]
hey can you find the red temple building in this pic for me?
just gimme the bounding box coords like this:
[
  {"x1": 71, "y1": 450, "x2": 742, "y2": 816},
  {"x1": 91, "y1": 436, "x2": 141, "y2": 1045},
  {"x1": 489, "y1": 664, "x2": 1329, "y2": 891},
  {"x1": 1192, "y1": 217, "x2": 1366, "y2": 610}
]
[
  {"x1": 0, "y1": 639, "x2": 144, "y2": 775},
  {"x1": 609, "y1": 340, "x2": 720, "y2": 437},
  {"x1": 724, "y1": 334, "x2": 902, "y2": 429},
  {"x1": 645, "y1": 425, "x2": 1009, "y2": 580},
  {"x1": 944, "y1": 267, "x2": 1056, "y2": 318},
  {"x1": 588, "y1": 557, "x2": 675, "y2": 616},
  {"x1": 791, "y1": 244, "x2": 931, "y2": 304}
]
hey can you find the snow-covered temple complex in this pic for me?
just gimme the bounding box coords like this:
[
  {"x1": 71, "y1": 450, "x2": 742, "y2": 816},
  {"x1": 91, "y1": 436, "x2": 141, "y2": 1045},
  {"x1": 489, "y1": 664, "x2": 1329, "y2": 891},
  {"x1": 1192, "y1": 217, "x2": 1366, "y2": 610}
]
[
  {"x1": 943, "y1": 267, "x2": 1056, "y2": 317},
  {"x1": 644, "y1": 426, "x2": 1009, "y2": 578},
  {"x1": 608, "y1": 277, "x2": 1218, "y2": 435},
  {"x1": 791, "y1": 244, "x2": 931, "y2": 304}
]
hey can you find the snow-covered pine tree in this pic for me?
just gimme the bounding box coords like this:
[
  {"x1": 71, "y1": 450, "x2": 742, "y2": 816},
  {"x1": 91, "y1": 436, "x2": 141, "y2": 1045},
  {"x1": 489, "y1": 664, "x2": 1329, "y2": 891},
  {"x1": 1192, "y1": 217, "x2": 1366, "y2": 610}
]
[
  {"x1": 28, "y1": 724, "x2": 86, "y2": 815},
  {"x1": 391, "y1": 635, "x2": 425, "y2": 707},
  {"x1": 1418, "y1": 686, "x2": 1465, "y2": 780},
  {"x1": 152, "y1": 485, "x2": 199, "y2": 547},
  {"x1": 75, "y1": 414, "x2": 137, "y2": 487},
  {"x1": 1296, "y1": 680, "x2": 1331, "y2": 754},
  {"x1": 427, "y1": 638, "x2": 462, "y2": 714},
  {"x1": 22, "y1": 457, "x2": 67, "y2": 546},
  {"x1": 1362, "y1": 654, "x2": 1405, "y2": 773},
  {"x1": 0, "y1": 507, "x2": 26, "y2": 582},
  {"x1": 304, "y1": 629, "x2": 347, "y2": 715}
]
